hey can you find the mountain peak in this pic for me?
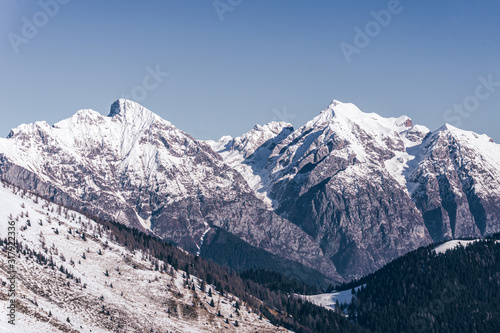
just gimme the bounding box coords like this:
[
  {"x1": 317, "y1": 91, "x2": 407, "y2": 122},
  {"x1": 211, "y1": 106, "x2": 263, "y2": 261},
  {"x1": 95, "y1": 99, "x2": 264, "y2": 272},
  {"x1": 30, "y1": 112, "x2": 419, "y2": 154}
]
[
  {"x1": 52, "y1": 108, "x2": 105, "y2": 128},
  {"x1": 393, "y1": 115, "x2": 413, "y2": 128},
  {"x1": 312, "y1": 100, "x2": 418, "y2": 137},
  {"x1": 434, "y1": 123, "x2": 495, "y2": 144},
  {"x1": 434, "y1": 123, "x2": 470, "y2": 137},
  {"x1": 109, "y1": 99, "x2": 147, "y2": 117},
  {"x1": 108, "y1": 99, "x2": 167, "y2": 129},
  {"x1": 437, "y1": 123, "x2": 458, "y2": 132},
  {"x1": 316, "y1": 99, "x2": 344, "y2": 117},
  {"x1": 329, "y1": 99, "x2": 343, "y2": 107},
  {"x1": 312, "y1": 100, "x2": 370, "y2": 128},
  {"x1": 252, "y1": 121, "x2": 293, "y2": 134}
]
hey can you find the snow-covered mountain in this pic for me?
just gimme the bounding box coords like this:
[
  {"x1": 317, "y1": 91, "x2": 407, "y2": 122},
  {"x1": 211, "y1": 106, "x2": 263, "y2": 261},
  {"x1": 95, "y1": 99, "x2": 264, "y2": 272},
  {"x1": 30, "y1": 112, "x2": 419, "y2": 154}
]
[
  {"x1": 0, "y1": 99, "x2": 339, "y2": 281},
  {"x1": 211, "y1": 100, "x2": 500, "y2": 279},
  {"x1": 206, "y1": 121, "x2": 294, "y2": 208},
  {"x1": 2, "y1": 98, "x2": 500, "y2": 282},
  {"x1": 0, "y1": 181, "x2": 287, "y2": 332}
]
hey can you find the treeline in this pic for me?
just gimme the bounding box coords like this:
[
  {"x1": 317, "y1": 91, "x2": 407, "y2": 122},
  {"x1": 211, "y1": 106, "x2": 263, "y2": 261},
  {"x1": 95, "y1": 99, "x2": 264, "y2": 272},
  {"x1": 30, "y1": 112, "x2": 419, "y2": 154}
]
[
  {"x1": 348, "y1": 239, "x2": 500, "y2": 332},
  {"x1": 1, "y1": 180, "x2": 362, "y2": 332}
]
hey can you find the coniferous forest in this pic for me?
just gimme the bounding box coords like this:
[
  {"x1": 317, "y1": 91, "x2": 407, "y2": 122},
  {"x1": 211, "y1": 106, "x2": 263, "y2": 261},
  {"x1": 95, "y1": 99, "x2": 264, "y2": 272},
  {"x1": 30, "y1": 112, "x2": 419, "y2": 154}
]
[{"x1": 346, "y1": 238, "x2": 500, "y2": 333}]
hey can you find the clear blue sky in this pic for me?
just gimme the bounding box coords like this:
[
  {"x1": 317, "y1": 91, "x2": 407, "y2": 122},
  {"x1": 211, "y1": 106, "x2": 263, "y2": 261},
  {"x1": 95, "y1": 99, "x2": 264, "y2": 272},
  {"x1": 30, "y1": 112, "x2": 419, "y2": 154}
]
[{"x1": 1, "y1": 0, "x2": 499, "y2": 141}]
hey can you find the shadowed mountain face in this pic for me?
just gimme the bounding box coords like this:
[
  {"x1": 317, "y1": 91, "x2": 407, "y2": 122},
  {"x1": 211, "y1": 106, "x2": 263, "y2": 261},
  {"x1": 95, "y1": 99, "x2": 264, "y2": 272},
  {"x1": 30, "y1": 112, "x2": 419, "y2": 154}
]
[{"x1": 2, "y1": 98, "x2": 500, "y2": 282}]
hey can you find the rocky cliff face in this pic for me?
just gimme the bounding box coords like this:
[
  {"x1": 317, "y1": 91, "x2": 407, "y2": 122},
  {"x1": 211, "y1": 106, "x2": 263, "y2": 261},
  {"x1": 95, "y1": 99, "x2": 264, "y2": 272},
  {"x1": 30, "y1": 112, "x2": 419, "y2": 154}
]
[{"x1": 407, "y1": 124, "x2": 500, "y2": 242}]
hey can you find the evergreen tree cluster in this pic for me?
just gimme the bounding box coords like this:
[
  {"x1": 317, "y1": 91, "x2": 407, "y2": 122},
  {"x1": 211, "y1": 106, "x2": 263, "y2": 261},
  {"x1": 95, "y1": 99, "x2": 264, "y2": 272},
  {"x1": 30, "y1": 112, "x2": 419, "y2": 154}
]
[
  {"x1": 0, "y1": 237, "x2": 79, "y2": 282},
  {"x1": 348, "y1": 240, "x2": 500, "y2": 333}
]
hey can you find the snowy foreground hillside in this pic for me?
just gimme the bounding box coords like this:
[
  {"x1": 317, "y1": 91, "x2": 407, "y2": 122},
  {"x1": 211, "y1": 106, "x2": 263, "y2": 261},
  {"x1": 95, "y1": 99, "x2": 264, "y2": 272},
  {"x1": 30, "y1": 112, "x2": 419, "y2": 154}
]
[{"x1": 0, "y1": 181, "x2": 286, "y2": 332}]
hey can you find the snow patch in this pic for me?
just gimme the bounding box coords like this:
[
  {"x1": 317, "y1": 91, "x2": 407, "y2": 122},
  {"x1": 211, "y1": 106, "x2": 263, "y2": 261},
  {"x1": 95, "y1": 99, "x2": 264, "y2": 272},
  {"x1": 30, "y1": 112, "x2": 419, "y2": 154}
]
[
  {"x1": 433, "y1": 239, "x2": 478, "y2": 254},
  {"x1": 303, "y1": 284, "x2": 365, "y2": 310}
]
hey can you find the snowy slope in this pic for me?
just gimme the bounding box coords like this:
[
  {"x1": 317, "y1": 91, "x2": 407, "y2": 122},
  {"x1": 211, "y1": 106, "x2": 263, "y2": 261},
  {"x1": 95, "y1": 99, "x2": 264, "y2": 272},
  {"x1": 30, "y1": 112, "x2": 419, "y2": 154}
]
[
  {"x1": 2, "y1": 97, "x2": 500, "y2": 284},
  {"x1": 433, "y1": 239, "x2": 500, "y2": 254},
  {"x1": 207, "y1": 121, "x2": 293, "y2": 208},
  {"x1": 266, "y1": 100, "x2": 429, "y2": 189},
  {"x1": 0, "y1": 99, "x2": 238, "y2": 215},
  {"x1": 214, "y1": 100, "x2": 432, "y2": 279},
  {"x1": 407, "y1": 123, "x2": 500, "y2": 241},
  {"x1": 303, "y1": 285, "x2": 364, "y2": 310},
  {"x1": 433, "y1": 240, "x2": 479, "y2": 254},
  {"x1": 0, "y1": 181, "x2": 287, "y2": 332},
  {"x1": 212, "y1": 100, "x2": 430, "y2": 204}
]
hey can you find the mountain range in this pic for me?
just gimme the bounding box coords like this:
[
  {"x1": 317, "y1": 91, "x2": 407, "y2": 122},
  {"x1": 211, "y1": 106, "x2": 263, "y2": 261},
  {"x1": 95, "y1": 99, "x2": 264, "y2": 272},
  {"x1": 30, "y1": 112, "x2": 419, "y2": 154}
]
[{"x1": 1, "y1": 98, "x2": 500, "y2": 282}]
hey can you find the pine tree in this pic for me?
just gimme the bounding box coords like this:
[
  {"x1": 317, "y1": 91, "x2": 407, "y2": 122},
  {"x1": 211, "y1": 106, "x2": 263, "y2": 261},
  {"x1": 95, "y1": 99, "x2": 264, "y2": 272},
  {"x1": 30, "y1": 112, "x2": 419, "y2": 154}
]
[{"x1": 200, "y1": 280, "x2": 205, "y2": 293}]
